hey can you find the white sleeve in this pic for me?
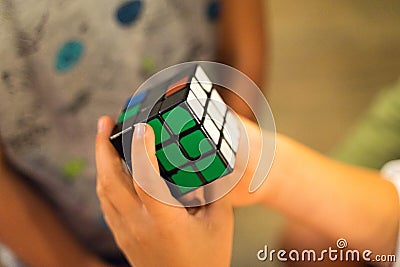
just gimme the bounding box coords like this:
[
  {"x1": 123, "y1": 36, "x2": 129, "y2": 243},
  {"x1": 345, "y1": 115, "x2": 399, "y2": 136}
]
[{"x1": 381, "y1": 160, "x2": 400, "y2": 267}]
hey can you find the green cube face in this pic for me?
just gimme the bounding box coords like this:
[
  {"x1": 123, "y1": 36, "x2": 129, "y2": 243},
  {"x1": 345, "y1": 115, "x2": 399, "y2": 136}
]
[
  {"x1": 156, "y1": 143, "x2": 187, "y2": 172},
  {"x1": 171, "y1": 166, "x2": 203, "y2": 188},
  {"x1": 180, "y1": 129, "x2": 213, "y2": 159},
  {"x1": 118, "y1": 103, "x2": 140, "y2": 123},
  {"x1": 147, "y1": 118, "x2": 170, "y2": 145},
  {"x1": 195, "y1": 154, "x2": 229, "y2": 182},
  {"x1": 162, "y1": 105, "x2": 197, "y2": 135},
  {"x1": 110, "y1": 65, "x2": 240, "y2": 196}
]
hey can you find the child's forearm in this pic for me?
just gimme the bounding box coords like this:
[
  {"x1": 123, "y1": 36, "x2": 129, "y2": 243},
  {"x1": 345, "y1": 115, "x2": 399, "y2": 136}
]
[{"x1": 263, "y1": 135, "x2": 399, "y2": 255}]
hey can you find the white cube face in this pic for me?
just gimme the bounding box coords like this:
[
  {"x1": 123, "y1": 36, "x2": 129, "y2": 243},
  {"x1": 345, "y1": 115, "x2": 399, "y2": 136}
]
[
  {"x1": 227, "y1": 112, "x2": 240, "y2": 138},
  {"x1": 220, "y1": 139, "x2": 235, "y2": 168},
  {"x1": 222, "y1": 112, "x2": 239, "y2": 152},
  {"x1": 204, "y1": 116, "x2": 220, "y2": 144},
  {"x1": 206, "y1": 101, "x2": 224, "y2": 130},
  {"x1": 210, "y1": 90, "x2": 227, "y2": 115},
  {"x1": 222, "y1": 128, "x2": 237, "y2": 152},
  {"x1": 195, "y1": 66, "x2": 212, "y2": 92},
  {"x1": 187, "y1": 91, "x2": 204, "y2": 121},
  {"x1": 190, "y1": 78, "x2": 208, "y2": 106},
  {"x1": 210, "y1": 111, "x2": 224, "y2": 130},
  {"x1": 187, "y1": 66, "x2": 240, "y2": 173}
]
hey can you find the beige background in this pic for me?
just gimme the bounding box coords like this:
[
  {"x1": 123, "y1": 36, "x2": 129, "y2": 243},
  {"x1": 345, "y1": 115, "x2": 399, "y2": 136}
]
[{"x1": 232, "y1": 0, "x2": 400, "y2": 266}]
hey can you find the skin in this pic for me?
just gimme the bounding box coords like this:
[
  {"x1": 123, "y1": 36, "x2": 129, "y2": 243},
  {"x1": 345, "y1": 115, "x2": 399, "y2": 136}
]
[
  {"x1": 95, "y1": 117, "x2": 233, "y2": 267},
  {"x1": 218, "y1": 0, "x2": 266, "y2": 89},
  {"x1": 96, "y1": 115, "x2": 399, "y2": 266},
  {"x1": 230, "y1": 116, "x2": 399, "y2": 265},
  {"x1": 0, "y1": 1, "x2": 265, "y2": 265},
  {"x1": 218, "y1": 0, "x2": 267, "y2": 120},
  {"x1": 0, "y1": 139, "x2": 108, "y2": 267}
]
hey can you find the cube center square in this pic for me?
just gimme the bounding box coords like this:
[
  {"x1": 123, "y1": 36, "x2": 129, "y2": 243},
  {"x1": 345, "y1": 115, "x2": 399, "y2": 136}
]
[{"x1": 110, "y1": 64, "x2": 240, "y2": 196}]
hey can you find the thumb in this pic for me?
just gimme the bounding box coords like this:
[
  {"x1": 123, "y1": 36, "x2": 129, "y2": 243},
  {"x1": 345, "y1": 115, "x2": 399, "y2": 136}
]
[{"x1": 131, "y1": 123, "x2": 183, "y2": 215}]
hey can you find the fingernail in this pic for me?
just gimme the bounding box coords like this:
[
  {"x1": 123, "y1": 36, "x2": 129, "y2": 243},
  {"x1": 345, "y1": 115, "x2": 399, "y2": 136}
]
[
  {"x1": 97, "y1": 118, "x2": 105, "y2": 133},
  {"x1": 134, "y1": 123, "x2": 146, "y2": 139}
]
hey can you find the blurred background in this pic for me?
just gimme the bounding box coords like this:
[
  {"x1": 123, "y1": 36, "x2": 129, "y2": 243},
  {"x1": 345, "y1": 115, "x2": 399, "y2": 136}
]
[{"x1": 233, "y1": 0, "x2": 400, "y2": 266}]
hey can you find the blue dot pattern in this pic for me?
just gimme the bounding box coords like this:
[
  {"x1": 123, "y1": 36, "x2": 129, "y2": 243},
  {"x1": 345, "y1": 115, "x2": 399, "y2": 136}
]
[
  {"x1": 55, "y1": 40, "x2": 84, "y2": 72},
  {"x1": 116, "y1": 0, "x2": 143, "y2": 26},
  {"x1": 207, "y1": 0, "x2": 221, "y2": 21},
  {"x1": 0, "y1": 0, "x2": 218, "y2": 262}
]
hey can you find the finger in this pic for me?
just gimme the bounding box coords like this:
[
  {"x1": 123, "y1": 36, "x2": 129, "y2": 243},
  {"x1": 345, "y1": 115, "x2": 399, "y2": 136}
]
[
  {"x1": 96, "y1": 116, "x2": 125, "y2": 171},
  {"x1": 96, "y1": 116, "x2": 134, "y2": 192},
  {"x1": 96, "y1": 116, "x2": 141, "y2": 216},
  {"x1": 98, "y1": 195, "x2": 123, "y2": 233},
  {"x1": 131, "y1": 123, "x2": 184, "y2": 217},
  {"x1": 97, "y1": 197, "x2": 135, "y2": 252}
]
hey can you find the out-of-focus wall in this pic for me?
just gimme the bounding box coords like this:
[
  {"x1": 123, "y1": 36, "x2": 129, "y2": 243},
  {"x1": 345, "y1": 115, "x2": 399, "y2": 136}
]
[
  {"x1": 268, "y1": 0, "x2": 400, "y2": 153},
  {"x1": 232, "y1": 1, "x2": 400, "y2": 267}
]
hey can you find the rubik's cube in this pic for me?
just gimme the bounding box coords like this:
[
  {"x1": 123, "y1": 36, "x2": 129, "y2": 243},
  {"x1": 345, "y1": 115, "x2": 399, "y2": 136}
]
[{"x1": 110, "y1": 65, "x2": 239, "y2": 195}]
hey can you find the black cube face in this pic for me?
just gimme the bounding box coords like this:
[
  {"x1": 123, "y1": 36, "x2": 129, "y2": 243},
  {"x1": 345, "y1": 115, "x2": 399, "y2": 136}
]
[{"x1": 110, "y1": 64, "x2": 240, "y2": 195}]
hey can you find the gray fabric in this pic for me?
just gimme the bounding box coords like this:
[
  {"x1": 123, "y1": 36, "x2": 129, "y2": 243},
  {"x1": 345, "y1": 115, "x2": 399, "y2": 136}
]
[{"x1": 0, "y1": 0, "x2": 217, "y2": 262}]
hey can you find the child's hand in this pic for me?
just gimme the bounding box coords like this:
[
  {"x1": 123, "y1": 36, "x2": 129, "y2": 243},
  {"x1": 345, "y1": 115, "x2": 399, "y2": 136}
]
[
  {"x1": 95, "y1": 117, "x2": 234, "y2": 267},
  {"x1": 225, "y1": 115, "x2": 273, "y2": 207}
]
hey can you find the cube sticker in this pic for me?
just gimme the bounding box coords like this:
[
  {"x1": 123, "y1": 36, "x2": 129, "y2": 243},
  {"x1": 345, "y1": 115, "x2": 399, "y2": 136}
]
[{"x1": 110, "y1": 64, "x2": 240, "y2": 195}]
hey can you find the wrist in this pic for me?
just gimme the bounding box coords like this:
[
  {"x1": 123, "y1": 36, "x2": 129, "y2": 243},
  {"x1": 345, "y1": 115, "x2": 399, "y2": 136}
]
[{"x1": 260, "y1": 134, "x2": 301, "y2": 207}]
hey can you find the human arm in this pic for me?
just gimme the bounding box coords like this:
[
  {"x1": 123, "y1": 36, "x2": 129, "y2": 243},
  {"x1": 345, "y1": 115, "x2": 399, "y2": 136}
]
[
  {"x1": 0, "y1": 143, "x2": 109, "y2": 267},
  {"x1": 229, "y1": 116, "x2": 399, "y2": 257},
  {"x1": 217, "y1": 0, "x2": 267, "y2": 89},
  {"x1": 95, "y1": 117, "x2": 234, "y2": 267},
  {"x1": 217, "y1": 0, "x2": 267, "y2": 119}
]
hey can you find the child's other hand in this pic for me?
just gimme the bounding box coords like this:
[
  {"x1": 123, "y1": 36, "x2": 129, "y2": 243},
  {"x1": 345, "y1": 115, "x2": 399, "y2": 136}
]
[
  {"x1": 95, "y1": 117, "x2": 233, "y2": 267},
  {"x1": 226, "y1": 116, "x2": 273, "y2": 207}
]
